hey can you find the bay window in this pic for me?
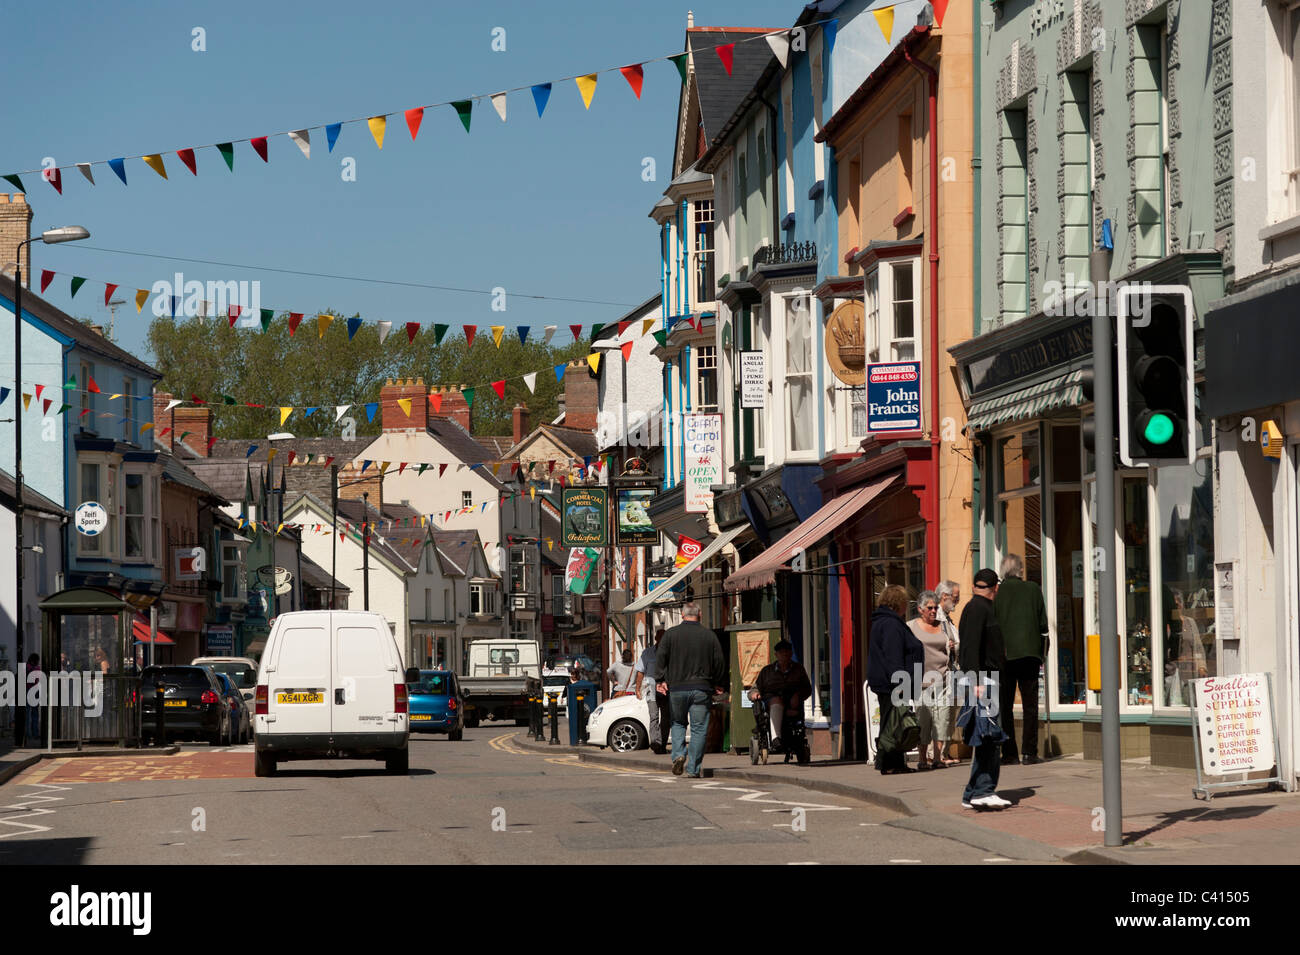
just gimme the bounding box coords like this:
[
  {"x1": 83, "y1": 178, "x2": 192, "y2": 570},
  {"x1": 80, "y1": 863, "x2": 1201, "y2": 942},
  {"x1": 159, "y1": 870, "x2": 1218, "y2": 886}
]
[
  {"x1": 221, "y1": 542, "x2": 246, "y2": 603},
  {"x1": 784, "y1": 293, "x2": 815, "y2": 454},
  {"x1": 862, "y1": 259, "x2": 920, "y2": 363},
  {"x1": 470, "y1": 581, "x2": 498, "y2": 617},
  {"x1": 124, "y1": 471, "x2": 146, "y2": 559},
  {"x1": 77, "y1": 459, "x2": 118, "y2": 557},
  {"x1": 695, "y1": 345, "x2": 718, "y2": 414}
]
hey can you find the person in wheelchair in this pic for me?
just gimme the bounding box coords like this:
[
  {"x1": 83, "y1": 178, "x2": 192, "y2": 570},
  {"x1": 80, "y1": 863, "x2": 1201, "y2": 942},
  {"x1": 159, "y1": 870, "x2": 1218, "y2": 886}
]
[{"x1": 748, "y1": 641, "x2": 812, "y2": 754}]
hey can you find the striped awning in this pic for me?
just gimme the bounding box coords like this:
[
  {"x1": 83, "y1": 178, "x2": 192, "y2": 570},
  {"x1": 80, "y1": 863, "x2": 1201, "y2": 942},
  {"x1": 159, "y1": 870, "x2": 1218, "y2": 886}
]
[{"x1": 965, "y1": 368, "x2": 1087, "y2": 433}]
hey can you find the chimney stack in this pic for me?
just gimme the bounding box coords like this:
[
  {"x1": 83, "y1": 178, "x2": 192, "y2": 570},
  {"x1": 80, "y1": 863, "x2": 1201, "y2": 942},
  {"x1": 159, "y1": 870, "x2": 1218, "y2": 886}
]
[
  {"x1": 152, "y1": 391, "x2": 213, "y2": 456},
  {"x1": 432, "y1": 385, "x2": 472, "y2": 434},
  {"x1": 512, "y1": 402, "x2": 531, "y2": 445},
  {"x1": 560, "y1": 360, "x2": 600, "y2": 432},
  {"x1": 337, "y1": 462, "x2": 382, "y2": 510},
  {"x1": 381, "y1": 377, "x2": 429, "y2": 433},
  {"x1": 0, "y1": 194, "x2": 34, "y2": 284}
]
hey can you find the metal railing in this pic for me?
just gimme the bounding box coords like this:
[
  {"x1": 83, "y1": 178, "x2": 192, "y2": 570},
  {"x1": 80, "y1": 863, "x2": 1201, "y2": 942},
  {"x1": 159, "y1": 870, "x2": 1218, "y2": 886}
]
[
  {"x1": 43, "y1": 673, "x2": 142, "y2": 749},
  {"x1": 753, "y1": 241, "x2": 817, "y2": 267}
]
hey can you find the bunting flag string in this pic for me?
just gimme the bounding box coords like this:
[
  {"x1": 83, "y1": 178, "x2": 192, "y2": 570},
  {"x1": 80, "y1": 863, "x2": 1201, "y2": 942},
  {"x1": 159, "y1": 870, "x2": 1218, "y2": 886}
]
[{"x1": 4, "y1": 20, "x2": 839, "y2": 190}]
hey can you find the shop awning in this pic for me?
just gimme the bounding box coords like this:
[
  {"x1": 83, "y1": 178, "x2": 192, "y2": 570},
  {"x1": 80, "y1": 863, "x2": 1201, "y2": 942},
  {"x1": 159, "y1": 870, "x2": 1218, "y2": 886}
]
[
  {"x1": 725, "y1": 472, "x2": 901, "y2": 592},
  {"x1": 624, "y1": 525, "x2": 747, "y2": 613},
  {"x1": 132, "y1": 614, "x2": 175, "y2": 645},
  {"x1": 964, "y1": 368, "x2": 1087, "y2": 433}
]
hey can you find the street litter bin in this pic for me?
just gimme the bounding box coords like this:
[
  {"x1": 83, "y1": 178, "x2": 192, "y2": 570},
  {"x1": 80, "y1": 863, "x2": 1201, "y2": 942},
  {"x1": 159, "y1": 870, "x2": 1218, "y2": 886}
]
[{"x1": 567, "y1": 680, "x2": 597, "y2": 745}]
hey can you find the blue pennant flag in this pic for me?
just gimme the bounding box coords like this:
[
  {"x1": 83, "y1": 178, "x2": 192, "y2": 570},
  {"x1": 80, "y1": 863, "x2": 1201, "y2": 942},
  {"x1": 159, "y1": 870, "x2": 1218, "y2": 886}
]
[
  {"x1": 824, "y1": 18, "x2": 838, "y2": 57},
  {"x1": 531, "y1": 83, "x2": 552, "y2": 117},
  {"x1": 326, "y1": 123, "x2": 342, "y2": 152},
  {"x1": 304, "y1": 407, "x2": 318, "y2": 417},
  {"x1": 108, "y1": 158, "x2": 127, "y2": 185},
  {"x1": 245, "y1": 445, "x2": 258, "y2": 458},
  {"x1": 517, "y1": 326, "x2": 529, "y2": 344},
  {"x1": 347, "y1": 317, "x2": 363, "y2": 340},
  {"x1": 0, "y1": 386, "x2": 9, "y2": 407},
  {"x1": 362, "y1": 460, "x2": 372, "y2": 473},
  {"x1": 170, "y1": 296, "x2": 180, "y2": 317},
  {"x1": 554, "y1": 363, "x2": 566, "y2": 383},
  {"x1": 364, "y1": 401, "x2": 379, "y2": 422}
]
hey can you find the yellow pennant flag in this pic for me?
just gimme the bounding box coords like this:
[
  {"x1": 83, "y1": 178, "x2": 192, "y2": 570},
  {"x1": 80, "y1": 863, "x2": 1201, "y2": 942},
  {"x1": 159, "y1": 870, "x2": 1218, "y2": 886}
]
[
  {"x1": 135, "y1": 289, "x2": 149, "y2": 313},
  {"x1": 22, "y1": 393, "x2": 32, "y2": 411},
  {"x1": 276, "y1": 523, "x2": 285, "y2": 536},
  {"x1": 491, "y1": 325, "x2": 505, "y2": 348},
  {"x1": 143, "y1": 154, "x2": 168, "y2": 179},
  {"x1": 367, "y1": 115, "x2": 387, "y2": 149},
  {"x1": 587, "y1": 352, "x2": 602, "y2": 375},
  {"x1": 873, "y1": 4, "x2": 895, "y2": 42},
  {"x1": 317, "y1": 313, "x2": 334, "y2": 338},
  {"x1": 280, "y1": 407, "x2": 293, "y2": 426},
  {"x1": 380, "y1": 461, "x2": 391, "y2": 474},
  {"x1": 397, "y1": 397, "x2": 412, "y2": 418},
  {"x1": 530, "y1": 486, "x2": 536, "y2": 501},
  {"x1": 267, "y1": 448, "x2": 278, "y2": 464},
  {"x1": 546, "y1": 538, "x2": 554, "y2": 550},
  {"x1": 139, "y1": 422, "x2": 154, "y2": 435},
  {"x1": 641, "y1": 318, "x2": 655, "y2": 336},
  {"x1": 109, "y1": 393, "x2": 121, "y2": 400},
  {"x1": 575, "y1": 73, "x2": 598, "y2": 109}
]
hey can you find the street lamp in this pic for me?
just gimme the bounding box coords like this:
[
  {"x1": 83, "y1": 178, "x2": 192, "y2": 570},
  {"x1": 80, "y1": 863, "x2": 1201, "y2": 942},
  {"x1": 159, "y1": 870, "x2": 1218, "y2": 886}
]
[
  {"x1": 7, "y1": 225, "x2": 90, "y2": 746},
  {"x1": 361, "y1": 491, "x2": 372, "y2": 611}
]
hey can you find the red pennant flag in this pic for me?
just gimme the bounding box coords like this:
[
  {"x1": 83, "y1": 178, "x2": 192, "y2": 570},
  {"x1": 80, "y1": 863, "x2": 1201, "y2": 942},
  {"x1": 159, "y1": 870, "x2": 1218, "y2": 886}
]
[
  {"x1": 716, "y1": 43, "x2": 735, "y2": 75},
  {"x1": 35, "y1": 384, "x2": 44, "y2": 401},
  {"x1": 492, "y1": 380, "x2": 506, "y2": 400},
  {"x1": 406, "y1": 322, "x2": 420, "y2": 344},
  {"x1": 288, "y1": 313, "x2": 304, "y2": 336},
  {"x1": 191, "y1": 394, "x2": 206, "y2": 404},
  {"x1": 620, "y1": 64, "x2": 644, "y2": 99},
  {"x1": 251, "y1": 136, "x2": 269, "y2": 162},
  {"x1": 932, "y1": 0, "x2": 950, "y2": 27},
  {"x1": 177, "y1": 148, "x2": 198, "y2": 175},
  {"x1": 47, "y1": 167, "x2": 62, "y2": 194},
  {"x1": 43, "y1": 399, "x2": 52, "y2": 415},
  {"x1": 570, "y1": 323, "x2": 583, "y2": 342},
  {"x1": 463, "y1": 325, "x2": 477, "y2": 347},
  {"x1": 618, "y1": 320, "x2": 631, "y2": 335},
  {"x1": 104, "y1": 283, "x2": 118, "y2": 306},
  {"x1": 287, "y1": 451, "x2": 296, "y2": 466},
  {"x1": 439, "y1": 463, "x2": 448, "y2": 477},
  {"x1": 87, "y1": 376, "x2": 101, "y2": 394},
  {"x1": 620, "y1": 341, "x2": 634, "y2": 362},
  {"x1": 511, "y1": 463, "x2": 519, "y2": 476},
  {"x1": 228, "y1": 305, "x2": 241, "y2": 327},
  {"x1": 207, "y1": 436, "x2": 218, "y2": 452},
  {"x1": 429, "y1": 392, "x2": 443, "y2": 414},
  {"x1": 548, "y1": 460, "x2": 555, "y2": 474},
  {"x1": 324, "y1": 456, "x2": 335, "y2": 468},
  {"x1": 159, "y1": 427, "x2": 171, "y2": 437},
  {"x1": 40, "y1": 270, "x2": 54, "y2": 293},
  {"x1": 405, "y1": 107, "x2": 424, "y2": 140}
]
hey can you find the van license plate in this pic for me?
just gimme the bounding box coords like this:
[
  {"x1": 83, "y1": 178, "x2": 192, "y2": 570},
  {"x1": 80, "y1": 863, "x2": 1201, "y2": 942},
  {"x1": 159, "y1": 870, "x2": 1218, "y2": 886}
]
[
  {"x1": 410, "y1": 714, "x2": 432, "y2": 721},
  {"x1": 164, "y1": 700, "x2": 187, "y2": 708},
  {"x1": 276, "y1": 691, "x2": 323, "y2": 704}
]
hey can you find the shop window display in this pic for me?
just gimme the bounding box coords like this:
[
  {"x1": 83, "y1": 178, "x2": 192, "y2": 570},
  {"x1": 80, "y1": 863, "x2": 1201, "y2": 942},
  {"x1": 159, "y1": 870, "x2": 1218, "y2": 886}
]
[
  {"x1": 1122, "y1": 476, "x2": 1153, "y2": 705},
  {"x1": 1156, "y1": 459, "x2": 1215, "y2": 707}
]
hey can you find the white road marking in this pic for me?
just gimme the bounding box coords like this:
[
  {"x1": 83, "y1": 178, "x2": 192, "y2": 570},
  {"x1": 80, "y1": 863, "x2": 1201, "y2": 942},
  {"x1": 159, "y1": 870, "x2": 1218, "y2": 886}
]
[
  {"x1": 890, "y1": 859, "x2": 922, "y2": 863},
  {"x1": 983, "y1": 857, "x2": 1014, "y2": 862},
  {"x1": 0, "y1": 783, "x2": 71, "y2": 840}
]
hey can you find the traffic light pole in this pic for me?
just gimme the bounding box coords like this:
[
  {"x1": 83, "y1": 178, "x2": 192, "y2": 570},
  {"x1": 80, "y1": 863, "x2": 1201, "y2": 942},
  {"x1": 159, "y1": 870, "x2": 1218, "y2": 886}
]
[{"x1": 1093, "y1": 286, "x2": 1123, "y2": 848}]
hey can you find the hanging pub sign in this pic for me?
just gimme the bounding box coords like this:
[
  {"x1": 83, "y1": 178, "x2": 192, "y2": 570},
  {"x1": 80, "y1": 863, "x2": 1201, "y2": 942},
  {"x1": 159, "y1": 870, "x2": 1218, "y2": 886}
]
[
  {"x1": 825, "y1": 301, "x2": 866, "y2": 386},
  {"x1": 614, "y1": 481, "x2": 658, "y2": 547},
  {"x1": 866, "y1": 361, "x2": 922, "y2": 434},
  {"x1": 560, "y1": 487, "x2": 608, "y2": 548}
]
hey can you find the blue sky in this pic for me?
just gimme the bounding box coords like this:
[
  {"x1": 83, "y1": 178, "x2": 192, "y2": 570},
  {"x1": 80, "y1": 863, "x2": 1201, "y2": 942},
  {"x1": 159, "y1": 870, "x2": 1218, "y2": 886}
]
[{"x1": 1, "y1": 0, "x2": 801, "y2": 361}]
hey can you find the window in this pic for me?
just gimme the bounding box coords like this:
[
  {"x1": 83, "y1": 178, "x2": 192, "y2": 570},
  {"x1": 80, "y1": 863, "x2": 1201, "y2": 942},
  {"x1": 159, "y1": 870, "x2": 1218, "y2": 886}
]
[
  {"x1": 898, "y1": 113, "x2": 914, "y2": 210},
  {"x1": 865, "y1": 528, "x2": 927, "y2": 613},
  {"x1": 737, "y1": 152, "x2": 748, "y2": 255},
  {"x1": 462, "y1": 491, "x2": 472, "y2": 509},
  {"x1": 80, "y1": 360, "x2": 96, "y2": 423},
  {"x1": 1060, "y1": 68, "x2": 1094, "y2": 286},
  {"x1": 802, "y1": 549, "x2": 832, "y2": 721},
  {"x1": 863, "y1": 260, "x2": 920, "y2": 362},
  {"x1": 784, "y1": 294, "x2": 814, "y2": 454},
  {"x1": 221, "y1": 543, "x2": 245, "y2": 602},
  {"x1": 79, "y1": 461, "x2": 101, "y2": 555},
  {"x1": 470, "y1": 582, "x2": 498, "y2": 616},
  {"x1": 1155, "y1": 458, "x2": 1215, "y2": 707},
  {"x1": 510, "y1": 546, "x2": 535, "y2": 594},
  {"x1": 865, "y1": 272, "x2": 881, "y2": 363},
  {"x1": 999, "y1": 107, "x2": 1030, "y2": 322},
  {"x1": 890, "y1": 264, "x2": 916, "y2": 361},
  {"x1": 77, "y1": 459, "x2": 118, "y2": 557},
  {"x1": 695, "y1": 345, "x2": 718, "y2": 414},
  {"x1": 124, "y1": 471, "x2": 146, "y2": 559},
  {"x1": 1288, "y1": 3, "x2": 1300, "y2": 216},
  {"x1": 1132, "y1": 23, "x2": 1167, "y2": 263},
  {"x1": 122, "y1": 377, "x2": 135, "y2": 442},
  {"x1": 693, "y1": 200, "x2": 715, "y2": 305},
  {"x1": 996, "y1": 427, "x2": 1043, "y2": 586},
  {"x1": 510, "y1": 618, "x2": 533, "y2": 640}
]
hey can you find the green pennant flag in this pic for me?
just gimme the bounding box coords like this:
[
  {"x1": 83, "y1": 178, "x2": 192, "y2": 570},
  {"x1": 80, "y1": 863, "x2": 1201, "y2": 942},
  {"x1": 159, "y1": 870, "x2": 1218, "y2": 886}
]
[
  {"x1": 417, "y1": 464, "x2": 428, "y2": 475},
  {"x1": 63, "y1": 374, "x2": 77, "y2": 390},
  {"x1": 217, "y1": 142, "x2": 235, "y2": 171},
  {"x1": 222, "y1": 395, "x2": 237, "y2": 405},
  {"x1": 463, "y1": 387, "x2": 475, "y2": 408},
  {"x1": 56, "y1": 403, "x2": 71, "y2": 415},
  {"x1": 3, "y1": 174, "x2": 26, "y2": 193},
  {"x1": 433, "y1": 323, "x2": 449, "y2": 345},
  {"x1": 591, "y1": 322, "x2": 605, "y2": 338},
  {"x1": 669, "y1": 54, "x2": 688, "y2": 84},
  {"x1": 652, "y1": 330, "x2": 667, "y2": 347},
  {"x1": 260, "y1": 308, "x2": 273, "y2": 332},
  {"x1": 452, "y1": 100, "x2": 473, "y2": 133},
  {"x1": 70, "y1": 277, "x2": 86, "y2": 298}
]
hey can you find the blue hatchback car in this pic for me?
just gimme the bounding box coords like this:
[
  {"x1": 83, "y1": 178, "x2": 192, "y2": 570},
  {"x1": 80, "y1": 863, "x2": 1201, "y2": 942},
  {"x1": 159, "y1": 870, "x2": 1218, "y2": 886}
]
[{"x1": 407, "y1": 670, "x2": 465, "y2": 740}]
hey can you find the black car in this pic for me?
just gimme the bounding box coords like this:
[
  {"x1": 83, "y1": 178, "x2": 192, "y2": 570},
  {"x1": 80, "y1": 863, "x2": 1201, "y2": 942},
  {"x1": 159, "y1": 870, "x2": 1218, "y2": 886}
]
[
  {"x1": 141, "y1": 665, "x2": 232, "y2": 746},
  {"x1": 216, "y1": 672, "x2": 252, "y2": 744}
]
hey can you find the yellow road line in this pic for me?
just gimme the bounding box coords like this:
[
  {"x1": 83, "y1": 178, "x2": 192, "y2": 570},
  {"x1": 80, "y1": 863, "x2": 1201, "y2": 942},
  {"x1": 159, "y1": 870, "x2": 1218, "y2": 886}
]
[{"x1": 492, "y1": 733, "x2": 653, "y2": 775}]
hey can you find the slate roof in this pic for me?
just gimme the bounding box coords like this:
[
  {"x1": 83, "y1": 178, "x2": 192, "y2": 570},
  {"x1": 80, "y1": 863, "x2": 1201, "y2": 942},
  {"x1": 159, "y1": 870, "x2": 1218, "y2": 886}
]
[
  {"x1": 187, "y1": 438, "x2": 358, "y2": 506},
  {"x1": 324, "y1": 496, "x2": 429, "y2": 573},
  {"x1": 592, "y1": 293, "x2": 662, "y2": 343},
  {"x1": 0, "y1": 274, "x2": 160, "y2": 379},
  {"x1": 427, "y1": 416, "x2": 505, "y2": 489},
  {"x1": 686, "y1": 28, "x2": 778, "y2": 160},
  {"x1": 475, "y1": 435, "x2": 514, "y2": 459},
  {"x1": 158, "y1": 446, "x2": 226, "y2": 502},
  {"x1": 0, "y1": 468, "x2": 67, "y2": 516},
  {"x1": 541, "y1": 426, "x2": 600, "y2": 459},
  {"x1": 299, "y1": 551, "x2": 350, "y2": 594},
  {"x1": 432, "y1": 529, "x2": 483, "y2": 577}
]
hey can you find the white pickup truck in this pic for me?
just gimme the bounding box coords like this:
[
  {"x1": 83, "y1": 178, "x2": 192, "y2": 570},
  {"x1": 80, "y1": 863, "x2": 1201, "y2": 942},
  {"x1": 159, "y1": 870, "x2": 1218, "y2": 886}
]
[{"x1": 459, "y1": 638, "x2": 542, "y2": 727}]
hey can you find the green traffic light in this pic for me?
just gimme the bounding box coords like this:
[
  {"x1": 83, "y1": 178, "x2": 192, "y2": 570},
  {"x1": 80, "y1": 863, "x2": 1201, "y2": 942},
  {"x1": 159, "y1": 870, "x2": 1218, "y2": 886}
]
[{"x1": 1143, "y1": 413, "x2": 1175, "y2": 445}]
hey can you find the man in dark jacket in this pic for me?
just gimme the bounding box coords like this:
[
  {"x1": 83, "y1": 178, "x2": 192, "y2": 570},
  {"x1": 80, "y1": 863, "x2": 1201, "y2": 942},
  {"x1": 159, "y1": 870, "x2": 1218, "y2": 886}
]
[
  {"x1": 867, "y1": 585, "x2": 925, "y2": 774},
  {"x1": 749, "y1": 640, "x2": 812, "y2": 753},
  {"x1": 957, "y1": 568, "x2": 1010, "y2": 810},
  {"x1": 655, "y1": 604, "x2": 726, "y2": 777},
  {"x1": 993, "y1": 554, "x2": 1049, "y2": 764}
]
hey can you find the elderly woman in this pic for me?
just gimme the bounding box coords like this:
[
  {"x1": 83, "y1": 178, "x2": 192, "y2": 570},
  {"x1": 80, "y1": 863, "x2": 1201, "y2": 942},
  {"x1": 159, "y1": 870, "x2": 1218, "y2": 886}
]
[
  {"x1": 867, "y1": 585, "x2": 925, "y2": 775},
  {"x1": 908, "y1": 591, "x2": 957, "y2": 769}
]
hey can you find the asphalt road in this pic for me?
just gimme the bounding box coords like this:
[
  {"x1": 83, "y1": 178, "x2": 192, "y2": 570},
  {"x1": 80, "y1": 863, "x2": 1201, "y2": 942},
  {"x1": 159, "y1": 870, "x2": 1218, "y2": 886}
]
[{"x1": 0, "y1": 727, "x2": 1039, "y2": 864}]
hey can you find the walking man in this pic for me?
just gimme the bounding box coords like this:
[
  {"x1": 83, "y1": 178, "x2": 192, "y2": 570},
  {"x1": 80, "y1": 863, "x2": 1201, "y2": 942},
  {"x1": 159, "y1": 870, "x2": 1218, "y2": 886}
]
[
  {"x1": 655, "y1": 604, "x2": 726, "y2": 778},
  {"x1": 993, "y1": 554, "x2": 1049, "y2": 764},
  {"x1": 634, "y1": 628, "x2": 668, "y2": 753},
  {"x1": 958, "y1": 568, "x2": 1010, "y2": 810}
]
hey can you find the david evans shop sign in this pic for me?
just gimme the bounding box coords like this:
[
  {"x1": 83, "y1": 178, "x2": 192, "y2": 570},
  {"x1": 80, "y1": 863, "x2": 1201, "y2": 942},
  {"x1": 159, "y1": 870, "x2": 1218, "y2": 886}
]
[
  {"x1": 964, "y1": 317, "x2": 1091, "y2": 396},
  {"x1": 1193, "y1": 674, "x2": 1276, "y2": 776},
  {"x1": 866, "y1": 362, "x2": 921, "y2": 434}
]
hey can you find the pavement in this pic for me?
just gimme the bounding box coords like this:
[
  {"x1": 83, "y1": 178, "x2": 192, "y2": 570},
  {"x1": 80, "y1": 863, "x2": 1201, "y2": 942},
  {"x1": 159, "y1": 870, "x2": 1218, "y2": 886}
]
[
  {"x1": 513, "y1": 727, "x2": 1300, "y2": 864},
  {"x1": 0, "y1": 739, "x2": 179, "y2": 787}
]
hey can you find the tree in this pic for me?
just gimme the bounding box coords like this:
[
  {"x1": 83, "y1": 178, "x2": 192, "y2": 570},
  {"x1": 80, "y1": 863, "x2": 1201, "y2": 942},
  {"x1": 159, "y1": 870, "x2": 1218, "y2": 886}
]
[{"x1": 148, "y1": 313, "x2": 595, "y2": 438}]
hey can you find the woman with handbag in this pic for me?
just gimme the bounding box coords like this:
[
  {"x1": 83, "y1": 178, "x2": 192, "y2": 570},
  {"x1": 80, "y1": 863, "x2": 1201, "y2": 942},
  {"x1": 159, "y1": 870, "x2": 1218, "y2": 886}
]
[
  {"x1": 908, "y1": 591, "x2": 954, "y2": 770},
  {"x1": 867, "y1": 585, "x2": 925, "y2": 775}
]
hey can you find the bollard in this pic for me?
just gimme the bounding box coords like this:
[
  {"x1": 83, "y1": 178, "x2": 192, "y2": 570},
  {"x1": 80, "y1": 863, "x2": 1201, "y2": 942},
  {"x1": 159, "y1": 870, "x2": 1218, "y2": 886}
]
[
  {"x1": 527, "y1": 694, "x2": 536, "y2": 738},
  {"x1": 575, "y1": 691, "x2": 586, "y2": 746},
  {"x1": 534, "y1": 695, "x2": 546, "y2": 741},
  {"x1": 548, "y1": 693, "x2": 560, "y2": 745},
  {"x1": 154, "y1": 678, "x2": 166, "y2": 747}
]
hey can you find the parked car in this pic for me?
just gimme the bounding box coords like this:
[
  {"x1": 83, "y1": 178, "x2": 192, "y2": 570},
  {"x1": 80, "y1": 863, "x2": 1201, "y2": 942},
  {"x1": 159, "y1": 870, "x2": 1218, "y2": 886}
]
[
  {"x1": 586, "y1": 694, "x2": 651, "y2": 752},
  {"x1": 407, "y1": 670, "x2": 464, "y2": 740},
  {"x1": 254, "y1": 610, "x2": 413, "y2": 777},
  {"x1": 217, "y1": 672, "x2": 252, "y2": 744},
  {"x1": 192, "y1": 656, "x2": 260, "y2": 710},
  {"x1": 540, "y1": 666, "x2": 572, "y2": 714},
  {"x1": 141, "y1": 665, "x2": 232, "y2": 746}
]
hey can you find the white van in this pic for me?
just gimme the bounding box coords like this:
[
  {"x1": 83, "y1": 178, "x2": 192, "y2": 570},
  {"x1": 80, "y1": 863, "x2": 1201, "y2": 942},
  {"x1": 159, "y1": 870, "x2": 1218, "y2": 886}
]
[{"x1": 253, "y1": 611, "x2": 414, "y2": 776}]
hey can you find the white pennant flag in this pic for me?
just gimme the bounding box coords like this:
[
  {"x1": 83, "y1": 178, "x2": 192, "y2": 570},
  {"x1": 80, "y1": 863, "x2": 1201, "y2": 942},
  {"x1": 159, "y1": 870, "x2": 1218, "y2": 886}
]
[
  {"x1": 288, "y1": 129, "x2": 311, "y2": 159},
  {"x1": 491, "y1": 92, "x2": 508, "y2": 122},
  {"x1": 543, "y1": 325, "x2": 557, "y2": 346},
  {"x1": 335, "y1": 405, "x2": 351, "y2": 422},
  {"x1": 765, "y1": 32, "x2": 791, "y2": 68},
  {"x1": 523, "y1": 372, "x2": 537, "y2": 394},
  {"x1": 76, "y1": 162, "x2": 95, "y2": 185},
  {"x1": 196, "y1": 300, "x2": 209, "y2": 321},
  {"x1": 376, "y1": 320, "x2": 392, "y2": 345},
  {"x1": 164, "y1": 399, "x2": 183, "y2": 414}
]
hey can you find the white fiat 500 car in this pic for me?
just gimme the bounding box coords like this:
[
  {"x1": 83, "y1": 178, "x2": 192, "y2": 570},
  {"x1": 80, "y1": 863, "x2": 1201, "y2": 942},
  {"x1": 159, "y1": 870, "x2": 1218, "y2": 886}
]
[{"x1": 586, "y1": 694, "x2": 651, "y2": 751}]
